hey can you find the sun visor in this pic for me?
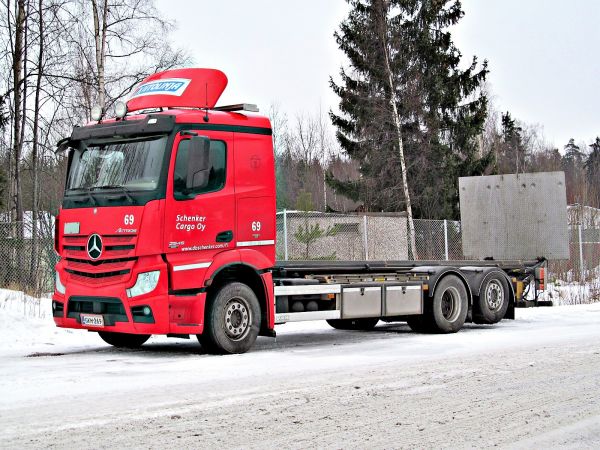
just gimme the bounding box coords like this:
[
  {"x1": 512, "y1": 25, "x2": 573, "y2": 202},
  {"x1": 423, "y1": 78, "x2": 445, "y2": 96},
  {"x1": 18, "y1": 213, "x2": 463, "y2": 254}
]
[{"x1": 126, "y1": 68, "x2": 228, "y2": 113}]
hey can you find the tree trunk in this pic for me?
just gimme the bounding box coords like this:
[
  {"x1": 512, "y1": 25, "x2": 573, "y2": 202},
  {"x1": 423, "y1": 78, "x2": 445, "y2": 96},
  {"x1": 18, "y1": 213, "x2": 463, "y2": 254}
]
[
  {"x1": 30, "y1": 0, "x2": 44, "y2": 286},
  {"x1": 92, "y1": 0, "x2": 108, "y2": 112},
  {"x1": 12, "y1": 0, "x2": 26, "y2": 233},
  {"x1": 377, "y1": 1, "x2": 418, "y2": 259}
]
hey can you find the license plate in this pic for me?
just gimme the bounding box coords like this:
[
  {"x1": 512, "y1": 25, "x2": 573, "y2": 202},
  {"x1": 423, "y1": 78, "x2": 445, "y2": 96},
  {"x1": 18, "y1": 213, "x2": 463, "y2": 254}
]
[{"x1": 81, "y1": 314, "x2": 104, "y2": 327}]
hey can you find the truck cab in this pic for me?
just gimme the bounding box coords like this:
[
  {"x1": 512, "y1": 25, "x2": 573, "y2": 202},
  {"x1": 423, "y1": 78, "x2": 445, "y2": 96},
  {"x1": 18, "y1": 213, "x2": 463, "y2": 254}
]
[{"x1": 53, "y1": 69, "x2": 277, "y2": 353}]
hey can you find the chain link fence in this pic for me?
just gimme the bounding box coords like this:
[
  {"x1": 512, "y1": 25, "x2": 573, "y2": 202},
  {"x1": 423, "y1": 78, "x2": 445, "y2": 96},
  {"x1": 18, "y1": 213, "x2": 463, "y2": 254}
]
[
  {"x1": 0, "y1": 216, "x2": 57, "y2": 296},
  {"x1": 276, "y1": 211, "x2": 463, "y2": 261},
  {"x1": 276, "y1": 210, "x2": 600, "y2": 284},
  {"x1": 1, "y1": 210, "x2": 598, "y2": 296},
  {"x1": 276, "y1": 211, "x2": 410, "y2": 261},
  {"x1": 548, "y1": 225, "x2": 600, "y2": 283}
]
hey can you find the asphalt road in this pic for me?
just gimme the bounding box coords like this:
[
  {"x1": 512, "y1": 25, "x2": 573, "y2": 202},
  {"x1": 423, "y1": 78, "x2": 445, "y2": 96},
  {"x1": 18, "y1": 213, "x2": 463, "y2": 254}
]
[{"x1": 1, "y1": 303, "x2": 600, "y2": 449}]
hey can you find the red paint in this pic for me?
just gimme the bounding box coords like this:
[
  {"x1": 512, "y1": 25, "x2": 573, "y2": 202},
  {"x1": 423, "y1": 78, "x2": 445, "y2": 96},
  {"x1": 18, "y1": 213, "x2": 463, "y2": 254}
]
[
  {"x1": 126, "y1": 68, "x2": 228, "y2": 113},
  {"x1": 53, "y1": 68, "x2": 277, "y2": 337}
]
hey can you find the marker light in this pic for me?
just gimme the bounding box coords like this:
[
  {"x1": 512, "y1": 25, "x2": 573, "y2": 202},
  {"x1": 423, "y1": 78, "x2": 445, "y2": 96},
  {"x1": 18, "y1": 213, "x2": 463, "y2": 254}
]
[
  {"x1": 127, "y1": 271, "x2": 160, "y2": 298},
  {"x1": 91, "y1": 105, "x2": 102, "y2": 121},
  {"x1": 114, "y1": 101, "x2": 127, "y2": 118},
  {"x1": 55, "y1": 271, "x2": 66, "y2": 295}
]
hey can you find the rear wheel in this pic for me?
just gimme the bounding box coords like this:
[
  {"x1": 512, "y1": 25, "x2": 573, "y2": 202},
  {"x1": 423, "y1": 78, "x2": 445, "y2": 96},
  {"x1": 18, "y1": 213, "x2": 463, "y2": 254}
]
[
  {"x1": 98, "y1": 332, "x2": 150, "y2": 348},
  {"x1": 198, "y1": 282, "x2": 260, "y2": 354},
  {"x1": 474, "y1": 275, "x2": 509, "y2": 324},
  {"x1": 428, "y1": 275, "x2": 468, "y2": 333},
  {"x1": 327, "y1": 318, "x2": 379, "y2": 331}
]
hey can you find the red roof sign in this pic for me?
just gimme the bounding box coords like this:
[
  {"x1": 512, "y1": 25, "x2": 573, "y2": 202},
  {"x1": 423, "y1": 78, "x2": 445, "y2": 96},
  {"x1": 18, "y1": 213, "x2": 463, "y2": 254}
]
[{"x1": 126, "y1": 68, "x2": 228, "y2": 113}]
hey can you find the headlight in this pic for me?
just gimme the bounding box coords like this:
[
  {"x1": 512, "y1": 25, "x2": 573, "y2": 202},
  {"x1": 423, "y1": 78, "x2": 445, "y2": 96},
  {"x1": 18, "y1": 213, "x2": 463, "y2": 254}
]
[
  {"x1": 55, "y1": 271, "x2": 66, "y2": 295},
  {"x1": 127, "y1": 271, "x2": 160, "y2": 298}
]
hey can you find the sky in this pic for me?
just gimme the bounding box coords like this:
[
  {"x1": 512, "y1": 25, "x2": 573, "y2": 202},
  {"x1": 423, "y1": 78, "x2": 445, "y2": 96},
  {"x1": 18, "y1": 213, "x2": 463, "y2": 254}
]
[{"x1": 155, "y1": 0, "x2": 599, "y2": 150}]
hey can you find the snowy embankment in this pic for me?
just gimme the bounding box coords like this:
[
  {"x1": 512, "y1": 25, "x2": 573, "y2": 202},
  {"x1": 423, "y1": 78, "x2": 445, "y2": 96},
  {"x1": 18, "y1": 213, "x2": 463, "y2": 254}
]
[
  {"x1": 0, "y1": 289, "x2": 100, "y2": 356},
  {"x1": 541, "y1": 276, "x2": 600, "y2": 305}
]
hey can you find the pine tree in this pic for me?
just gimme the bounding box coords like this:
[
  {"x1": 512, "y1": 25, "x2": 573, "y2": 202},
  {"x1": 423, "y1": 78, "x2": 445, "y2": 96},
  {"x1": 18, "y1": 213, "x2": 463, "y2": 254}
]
[
  {"x1": 499, "y1": 112, "x2": 526, "y2": 173},
  {"x1": 563, "y1": 138, "x2": 584, "y2": 166},
  {"x1": 585, "y1": 138, "x2": 600, "y2": 208},
  {"x1": 562, "y1": 138, "x2": 585, "y2": 204},
  {"x1": 329, "y1": 0, "x2": 490, "y2": 224}
]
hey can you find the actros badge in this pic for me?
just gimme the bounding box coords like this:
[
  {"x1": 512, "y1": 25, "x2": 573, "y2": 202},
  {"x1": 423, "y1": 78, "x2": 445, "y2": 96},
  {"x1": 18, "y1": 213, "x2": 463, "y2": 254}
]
[{"x1": 87, "y1": 234, "x2": 103, "y2": 260}]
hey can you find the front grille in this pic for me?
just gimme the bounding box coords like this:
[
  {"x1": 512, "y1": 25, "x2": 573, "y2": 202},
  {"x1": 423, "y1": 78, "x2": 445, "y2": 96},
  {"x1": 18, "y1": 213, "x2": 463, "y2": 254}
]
[
  {"x1": 63, "y1": 234, "x2": 137, "y2": 282},
  {"x1": 66, "y1": 257, "x2": 136, "y2": 267},
  {"x1": 67, "y1": 296, "x2": 128, "y2": 324},
  {"x1": 63, "y1": 234, "x2": 137, "y2": 259},
  {"x1": 65, "y1": 268, "x2": 130, "y2": 278}
]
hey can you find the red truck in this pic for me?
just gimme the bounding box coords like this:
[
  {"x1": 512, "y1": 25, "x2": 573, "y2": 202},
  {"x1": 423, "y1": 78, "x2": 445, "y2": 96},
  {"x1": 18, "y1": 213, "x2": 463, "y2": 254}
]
[{"x1": 52, "y1": 68, "x2": 547, "y2": 353}]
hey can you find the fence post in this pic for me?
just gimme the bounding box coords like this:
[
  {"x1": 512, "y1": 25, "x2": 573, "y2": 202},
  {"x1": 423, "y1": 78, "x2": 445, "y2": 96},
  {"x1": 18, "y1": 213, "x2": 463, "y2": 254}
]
[
  {"x1": 578, "y1": 224, "x2": 585, "y2": 281},
  {"x1": 283, "y1": 209, "x2": 288, "y2": 261},
  {"x1": 444, "y1": 219, "x2": 449, "y2": 261},
  {"x1": 363, "y1": 214, "x2": 369, "y2": 260}
]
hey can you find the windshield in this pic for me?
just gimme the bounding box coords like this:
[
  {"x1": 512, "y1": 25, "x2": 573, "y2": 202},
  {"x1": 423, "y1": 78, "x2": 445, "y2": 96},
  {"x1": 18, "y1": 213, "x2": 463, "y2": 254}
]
[{"x1": 67, "y1": 136, "x2": 167, "y2": 191}]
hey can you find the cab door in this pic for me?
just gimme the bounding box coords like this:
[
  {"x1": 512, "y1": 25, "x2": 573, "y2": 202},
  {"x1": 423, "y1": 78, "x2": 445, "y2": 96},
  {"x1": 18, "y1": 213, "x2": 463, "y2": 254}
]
[{"x1": 164, "y1": 130, "x2": 236, "y2": 290}]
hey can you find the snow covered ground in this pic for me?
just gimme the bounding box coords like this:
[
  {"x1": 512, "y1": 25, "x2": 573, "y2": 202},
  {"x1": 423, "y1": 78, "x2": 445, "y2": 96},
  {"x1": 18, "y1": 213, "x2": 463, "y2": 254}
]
[
  {"x1": 1, "y1": 289, "x2": 600, "y2": 448},
  {"x1": 541, "y1": 278, "x2": 600, "y2": 306}
]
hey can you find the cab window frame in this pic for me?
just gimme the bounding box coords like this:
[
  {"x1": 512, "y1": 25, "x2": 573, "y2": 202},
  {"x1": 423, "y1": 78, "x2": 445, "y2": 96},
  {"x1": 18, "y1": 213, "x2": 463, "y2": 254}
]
[{"x1": 172, "y1": 137, "x2": 227, "y2": 201}]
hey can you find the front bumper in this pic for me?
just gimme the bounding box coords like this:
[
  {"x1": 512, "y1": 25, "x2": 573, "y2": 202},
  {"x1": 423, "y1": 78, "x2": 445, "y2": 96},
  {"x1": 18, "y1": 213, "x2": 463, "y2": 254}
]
[{"x1": 53, "y1": 256, "x2": 206, "y2": 335}]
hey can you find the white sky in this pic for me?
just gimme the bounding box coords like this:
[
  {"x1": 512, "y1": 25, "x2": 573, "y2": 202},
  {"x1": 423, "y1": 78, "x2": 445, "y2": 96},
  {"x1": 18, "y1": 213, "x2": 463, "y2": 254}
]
[{"x1": 155, "y1": 0, "x2": 599, "y2": 150}]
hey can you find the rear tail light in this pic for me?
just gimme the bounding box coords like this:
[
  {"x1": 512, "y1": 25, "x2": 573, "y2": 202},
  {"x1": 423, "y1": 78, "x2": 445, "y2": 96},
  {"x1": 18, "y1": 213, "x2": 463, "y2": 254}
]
[{"x1": 535, "y1": 266, "x2": 547, "y2": 291}]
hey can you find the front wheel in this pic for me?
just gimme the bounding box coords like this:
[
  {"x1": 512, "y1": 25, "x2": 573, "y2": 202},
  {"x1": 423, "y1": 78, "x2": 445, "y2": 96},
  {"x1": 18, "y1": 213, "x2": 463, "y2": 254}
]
[
  {"x1": 198, "y1": 282, "x2": 260, "y2": 354},
  {"x1": 327, "y1": 318, "x2": 379, "y2": 330},
  {"x1": 98, "y1": 331, "x2": 150, "y2": 348}
]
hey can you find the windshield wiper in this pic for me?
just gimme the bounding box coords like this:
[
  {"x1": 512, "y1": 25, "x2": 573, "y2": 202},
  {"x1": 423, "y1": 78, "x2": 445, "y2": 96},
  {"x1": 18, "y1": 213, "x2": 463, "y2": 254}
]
[
  {"x1": 91, "y1": 185, "x2": 135, "y2": 204},
  {"x1": 67, "y1": 187, "x2": 97, "y2": 206}
]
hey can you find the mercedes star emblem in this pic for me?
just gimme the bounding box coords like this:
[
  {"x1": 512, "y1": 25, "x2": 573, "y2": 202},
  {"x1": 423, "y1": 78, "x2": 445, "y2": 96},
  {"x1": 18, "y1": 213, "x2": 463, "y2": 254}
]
[{"x1": 87, "y1": 234, "x2": 103, "y2": 260}]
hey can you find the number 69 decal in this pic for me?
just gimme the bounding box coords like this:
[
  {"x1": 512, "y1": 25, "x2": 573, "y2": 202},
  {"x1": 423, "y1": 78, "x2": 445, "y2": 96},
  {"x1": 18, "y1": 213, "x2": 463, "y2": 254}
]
[
  {"x1": 124, "y1": 214, "x2": 134, "y2": 225},
  {"x1": 251, "y1": 221, "x2": 261, "y2": 231}
]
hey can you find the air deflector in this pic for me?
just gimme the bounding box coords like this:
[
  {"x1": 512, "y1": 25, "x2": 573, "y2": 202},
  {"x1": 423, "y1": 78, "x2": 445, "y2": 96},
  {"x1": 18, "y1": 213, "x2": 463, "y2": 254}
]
[{"x1": 126, "y1": 68, "x2": 228, "y2": 113}]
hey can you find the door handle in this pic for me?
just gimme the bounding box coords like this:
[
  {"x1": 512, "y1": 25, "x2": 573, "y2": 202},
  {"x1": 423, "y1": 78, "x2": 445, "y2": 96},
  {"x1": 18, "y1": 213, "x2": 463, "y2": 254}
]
[{"x1": 216, "y1": 230, "x2": 233, "y2": 243}]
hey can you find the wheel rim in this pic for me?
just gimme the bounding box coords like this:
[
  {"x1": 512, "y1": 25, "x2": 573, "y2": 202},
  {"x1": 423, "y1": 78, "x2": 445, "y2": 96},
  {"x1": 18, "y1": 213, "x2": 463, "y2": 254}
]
[
  {"x1": 440, "y1": 286, "x2": 461, "y2": 322},
  {"x1": 485, "y1": 280, "x2": 504, "y2": 311},
  {"x1": 223, "y1": 297, "x2": 251, "y2": 341}
]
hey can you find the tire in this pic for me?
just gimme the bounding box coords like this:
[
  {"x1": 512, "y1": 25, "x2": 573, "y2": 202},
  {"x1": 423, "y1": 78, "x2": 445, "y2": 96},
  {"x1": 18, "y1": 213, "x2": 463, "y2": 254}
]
[
  {"x1": 474, "y1": 274, "x2": 509, "y2": 324},
  {"x1": 326, "y1": 318, "x2": 379, "y2": 330},
  {"x1": 198, "y1": 282, "x2": 260, "y2": 354},
  {"x1": 98, "y1": 331, "x2": 150, "y2": 348},
  {"x1": 428, "y1": 275, "x2": 468, "y2": 333}
]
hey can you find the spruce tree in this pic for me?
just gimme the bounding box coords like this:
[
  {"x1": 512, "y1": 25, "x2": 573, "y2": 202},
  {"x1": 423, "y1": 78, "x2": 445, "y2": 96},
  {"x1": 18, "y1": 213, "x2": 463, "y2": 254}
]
[
  {"x1": 329, "y1": 0, "x2": 491, "y2": 221},
  {"x1": 499, "y1": 112, "x2": 526, "y2": 173},
  {"x1": 585, "y1": 138, "x2": 600, "y2": 208},
  {"x1": 562, "y1": 138, "x2": 585, "y2": 204}
]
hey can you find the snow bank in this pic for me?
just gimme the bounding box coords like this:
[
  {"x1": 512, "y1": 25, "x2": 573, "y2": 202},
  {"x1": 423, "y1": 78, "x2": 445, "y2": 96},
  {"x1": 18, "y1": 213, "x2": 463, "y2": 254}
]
[
  {"x1": 541, "y1": 276, "x2": 600, "y2": 306},
  {"x1": 0, "y1": 288, "x2": 99, "y2": 356}
]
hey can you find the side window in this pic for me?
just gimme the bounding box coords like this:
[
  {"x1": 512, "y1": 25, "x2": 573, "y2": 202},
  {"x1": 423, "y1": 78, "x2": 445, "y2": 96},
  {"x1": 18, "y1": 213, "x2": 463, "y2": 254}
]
[{"x1": 173, "y1": 139, "x2": 226, "y2": 200}]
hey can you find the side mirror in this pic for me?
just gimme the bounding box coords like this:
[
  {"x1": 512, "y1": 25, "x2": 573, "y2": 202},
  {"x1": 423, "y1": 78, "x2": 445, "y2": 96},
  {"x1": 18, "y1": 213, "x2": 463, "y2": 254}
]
[{"x1": 186, "y1": 136, "x2": 210, "y2": 190}]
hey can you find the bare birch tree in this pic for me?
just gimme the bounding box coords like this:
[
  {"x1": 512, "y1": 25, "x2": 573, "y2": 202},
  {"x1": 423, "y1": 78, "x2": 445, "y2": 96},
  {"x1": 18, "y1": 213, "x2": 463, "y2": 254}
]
[{"x1": 375, "y1": 0, "x2": 416, "y2": 257}]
